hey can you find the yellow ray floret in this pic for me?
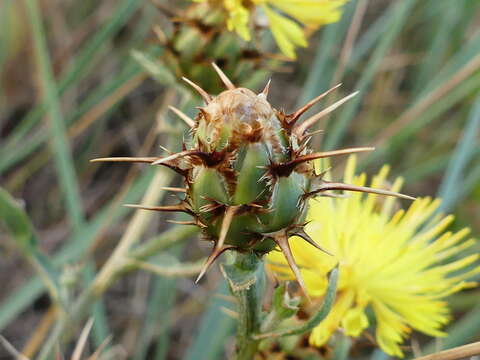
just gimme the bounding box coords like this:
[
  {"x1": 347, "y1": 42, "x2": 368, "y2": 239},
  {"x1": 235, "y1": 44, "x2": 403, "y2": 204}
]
[
  {"x1": 194, "y1": 0, "x2": 348, "y2": 58},
  {"x1": 267, "y1": 155, "x2": 480, "y2": 357}
]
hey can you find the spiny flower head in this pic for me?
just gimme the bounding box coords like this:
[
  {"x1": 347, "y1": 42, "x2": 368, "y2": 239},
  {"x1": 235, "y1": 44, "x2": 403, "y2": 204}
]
[
  {"x1": 92, "y1": 64, "x2": 412, "y2": 289},
  {"x1": 267, "y1": 155, "x2": 480, "y2": 357},
  {"x1": 194, "y1": 0, "x2": 349, "y2": 58}
]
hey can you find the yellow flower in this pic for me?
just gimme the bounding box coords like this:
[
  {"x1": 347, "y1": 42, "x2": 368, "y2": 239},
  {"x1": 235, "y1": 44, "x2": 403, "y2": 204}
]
[
  {"x1": 225, "y1": 0, "x2": 251, "y2": 41},
  {"x1": 267, "y1": 155, "x2": 480, "y2": 357},
  {"x1": 257, "y1": 0, "x2": 348, "y2": 58},
  {"x1": 194, "y1": 0, "x2": 348, "y2": 58}
]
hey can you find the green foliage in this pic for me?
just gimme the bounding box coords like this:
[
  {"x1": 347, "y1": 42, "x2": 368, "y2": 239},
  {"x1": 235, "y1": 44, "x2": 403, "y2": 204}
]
[
  {"x1": 1, "y1": 0, "x2": 479, "y2": 358},
  {"x1": 0, "y1": 187, "x2": 63, "y2": 307}
]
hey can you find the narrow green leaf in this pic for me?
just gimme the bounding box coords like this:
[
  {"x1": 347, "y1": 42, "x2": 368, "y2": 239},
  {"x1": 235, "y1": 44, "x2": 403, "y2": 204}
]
[
  {"x1": 131, "y1": 50, "x2": 177, "y2": 87},
  {"x1": 419, "y1": 31, "x2": 480, "y2": 100},
  {"x1": 24, "y1": 0, "x2": 112, "y2": 342},
  {"x1": 298, "y1": 0, "x2": 357, "y2": 107},
  {"x1": 0, "y1": 0, "x2": 143, "y2": 168},
  {"x1": 0, "y1": 60, "x2": 141, "y2": 173},
  {"x1": 364, "y1": 71, "x2": 480, "y2": 168},
  {"x1": 0, "y1": 187, "x2": 62, "y2": 306},
  {"x1": 271, "y1": 284, "x2": 300, "y2": 321},
  {"x1": 184, "y1": 280, "x2": 236, "y2": 360},
  {"x1": 325, "y1": 0, "x2": 417, "y2": 149},
  {"x1": 0, "y1": 169, "x2": 155, "y2": 331},
  {"x1": 24, "y1": 0, "x2": 83, "y2": 231},
  {"x1": 437, "y1": 96, "x2": 480, "y2": 213},
  {"x1": 348, "y1": 6, "x2": 391, "y2": 66},
  {"x1": 254, "y1": 267, "x2": 339, "y2": 339},
  {"x1": 83, "y1": 263, "x2": 110, "y2": 348},
  {"x1": 412, "y1": 1, "x2": 461, "y2": 95}
]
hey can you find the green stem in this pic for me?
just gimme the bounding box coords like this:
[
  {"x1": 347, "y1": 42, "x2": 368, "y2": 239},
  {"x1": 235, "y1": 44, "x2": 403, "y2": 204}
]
[
  {"x1": 235, "y1": 281, "x2": 260, "y2": 359},
  {"x1": 221, "y1": 252, "x2": 263, "y2": 360}
]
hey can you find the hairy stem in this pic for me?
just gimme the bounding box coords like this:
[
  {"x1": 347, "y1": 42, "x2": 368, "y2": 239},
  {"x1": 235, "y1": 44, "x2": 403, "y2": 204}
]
[{"x1": 221, "y1": 252, "x2": 263, "y2": 360}]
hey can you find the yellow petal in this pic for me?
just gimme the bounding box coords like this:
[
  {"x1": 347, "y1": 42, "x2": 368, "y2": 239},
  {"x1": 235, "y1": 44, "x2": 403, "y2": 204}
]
[
  {"x1": 266, "y1": 0, "x2": 348, "y2": 27},
  {"x1": 309, "y1": 291, "x2": 355, "y2": 347},
  {"x1": 341, "y1": 306, "x2": 369, "y2": 337},
  {"x1": 224, "y1": 0, "x2": 251, "y2": 40},
  {"x1": 372, "y1": 300, "x2": 410, "y2": 357},
  {"x1": 263, "y1": 5, "x2": 307, "y2": 59}
]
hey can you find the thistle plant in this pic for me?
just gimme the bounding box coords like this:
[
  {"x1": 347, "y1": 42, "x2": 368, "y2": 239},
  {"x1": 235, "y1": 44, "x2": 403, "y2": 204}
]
[
  {"x1": 194, "y1": 0, "x2": 349, "y2": 58},
  {"x1": 2, "y1": 1, "x2": 480, "y2": 359},
  {"x1": 150, "y1": 1, "x2": 270, "y2": 94},
  {"x1": 93, "y1": 64, "x2": 414, "y2": 358},
  {"x1": 147, "y1": 0, "x2": 349, "y2": 95}
]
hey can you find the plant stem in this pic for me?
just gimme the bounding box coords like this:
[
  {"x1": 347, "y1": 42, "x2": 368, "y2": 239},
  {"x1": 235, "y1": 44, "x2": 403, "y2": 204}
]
[
  {"x1": 221, "y1": 252, "x2": 263, "y2": 360},
  {"x1": 235, "y1": 283, "x2": 261, "y2": 360},
  {"x1": 92, "y1": 170, "x2": 173, "y2": 294}
]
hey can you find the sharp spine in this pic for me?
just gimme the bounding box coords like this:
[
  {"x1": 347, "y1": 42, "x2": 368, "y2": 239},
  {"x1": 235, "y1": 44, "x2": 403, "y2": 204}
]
[
  {"x1": 182, "y1": 77, "x2": 212, "y2": 104},
  {"x1": 211, "y1": 62, "x2": 235, "y2": 90}
]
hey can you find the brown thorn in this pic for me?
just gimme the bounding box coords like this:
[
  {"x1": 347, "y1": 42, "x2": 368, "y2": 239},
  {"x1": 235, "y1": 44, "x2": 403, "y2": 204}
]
[
  {"x1": 216, "y1": 206, "x2": 240, "y2": 251},
  {"x1": 90, "y1": 156, "x2": 157, "y2": 163},
  {"x1": 292, "y1": 147, "x2": 374, "y2": 165},
  {"x1": 199, "y1": 202, "x2": 224, "y2": 213},
  {"x1": 274, "y1": 147, "x2": 374, "y2": 176},
  {"x1": 195, "y1": 245, "x2": 235, "y2": 283},
  {"x1": 152, "y1": 150, "x2": 205, "y2": 165},
  {"x1": 304, "y1": 129, "x2": 324, "y2": 137},
  {"x1": 308, "y1": 182, "x2": 416, "y2": 201},
  {"x1": 290, "y1": 83, "x2": 342, "y2": 123},
  {"x1": 124, "y1": 203, "x2": 192, "y2": 213},
  {"x1": 293, "y1": 229, "x2": 333, "y2": 256},
  {"x1": 196, "y1": 106, "x2": 209, "y2": 119},
  {"x1": 182, "y1": 77, "x2": 212, "y2": 104},
  {"x1": 274, "y1": 232, "x2": 310, "y2": 301},
  {"x1": 166, "y1": 219, "x2": 206, "y2": 228},
  {"x1": 318, "y1": 192, "x2": 350, "y2": 199},
  {"x1": 294, "y1": 91, "x2": 359, "y2": 137},
  {"x1": 296, "y1": 136, "x2": 312, "y2": 155},
  {"x1": 159, "y1": 145, "x2": 173, "y2": 154},
  {"x1": 261, "y1": 79, "x2": 271, "y2": 97},
  {"x1": 313, "y1": 166, "x2": 332, "y2": 178},
  {"x1": 168, "y1": 105, "x2": 195, "y2": 128},
  {"x1": 161, "y1": 163, "x2": 189, "y2": 178},
  {"x1": 161, "y1": 186, "x2": 187, "y2": 193},
  {"x1": 211, "y1": 62, "x2": 235, "y2": 90}
]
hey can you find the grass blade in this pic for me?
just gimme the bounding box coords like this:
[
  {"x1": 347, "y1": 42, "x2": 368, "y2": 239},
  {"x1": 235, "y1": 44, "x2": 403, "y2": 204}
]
[
  {"x1": 324, "y1": 0, "x2": 417, "y2": 150},
  {"x1": 0, "y1": 187, "x2": 62, "y2": 306},
  {"x1": 184, "y1": 280, "x2": 236, "y2": 360},
  {"x1": 437, "y1": 96, "x2": 480, "y2": 213},
  {"x1": 1, "y1": 0, "x2": 143, "y2": 164},
  {"x1": 298, "y1": 0, "x2": 357, "y2": 106},
  {"x1": 0, "y1": 169, "x2": 154, "y2": 331},
  {"x1": 24, "y1": 0, "x2": 84, "y2": 230}
]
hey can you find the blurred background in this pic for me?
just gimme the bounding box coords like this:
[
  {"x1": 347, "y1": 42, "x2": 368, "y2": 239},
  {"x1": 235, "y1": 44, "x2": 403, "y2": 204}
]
[{"x1": 1, "y1": 0, "x2": 479, "y2": 359}]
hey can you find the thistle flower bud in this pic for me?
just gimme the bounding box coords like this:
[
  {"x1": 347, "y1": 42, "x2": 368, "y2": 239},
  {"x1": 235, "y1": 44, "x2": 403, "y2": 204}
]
[{"x1": 92, "y1": 64, "x2": 413, "y2": 292}]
